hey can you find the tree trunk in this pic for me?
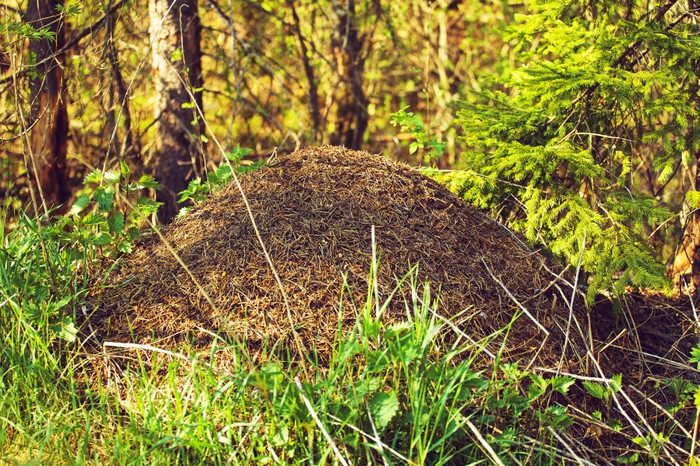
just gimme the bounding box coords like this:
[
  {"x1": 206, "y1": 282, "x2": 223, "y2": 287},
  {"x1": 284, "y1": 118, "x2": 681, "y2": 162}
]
[
  {"x1": 671, "y1": 61, "x2": 700, "y2": 292},
  {"x1": 149, "y1": 0, "x2": 205, "y2": 223},
  {"x1": 329, "y1": 0, "x2": 369, "y2": 149},
  {"x1": 25, "y1": 0, "x2": 69, "y2": 215}
]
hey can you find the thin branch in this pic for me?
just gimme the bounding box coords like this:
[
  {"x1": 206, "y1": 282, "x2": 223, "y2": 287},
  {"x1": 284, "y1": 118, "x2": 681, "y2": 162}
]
[{"x1": 294, "y1": 376, "x2": 350, "y2": 466}]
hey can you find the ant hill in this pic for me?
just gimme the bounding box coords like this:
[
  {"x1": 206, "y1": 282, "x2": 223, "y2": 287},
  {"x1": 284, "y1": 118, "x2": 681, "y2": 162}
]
[{"x1": 87, "y1": 145, "x2": 583, "y2": 366}]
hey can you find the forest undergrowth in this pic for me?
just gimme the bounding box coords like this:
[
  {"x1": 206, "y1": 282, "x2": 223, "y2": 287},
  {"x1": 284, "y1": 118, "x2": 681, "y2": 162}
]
[{"x1": 0, "y1": 171, "x2": 699, "y2": 464}]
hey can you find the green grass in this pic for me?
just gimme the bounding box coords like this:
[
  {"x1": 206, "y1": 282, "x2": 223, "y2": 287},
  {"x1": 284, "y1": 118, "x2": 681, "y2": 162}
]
[{"x1": 0, "y1": 207, "x2": 694, "y2": 465}]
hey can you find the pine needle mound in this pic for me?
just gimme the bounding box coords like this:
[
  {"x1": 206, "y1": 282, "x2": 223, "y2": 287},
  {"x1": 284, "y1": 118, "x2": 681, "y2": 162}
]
[{"x1": 87, "y1": 146, "x2": 581, "y2": 365}]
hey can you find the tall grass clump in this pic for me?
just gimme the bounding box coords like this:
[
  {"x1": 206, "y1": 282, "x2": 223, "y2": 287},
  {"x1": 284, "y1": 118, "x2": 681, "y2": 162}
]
[{"x1": 0, "y1": 210, "x2": 92, "y2": 462}]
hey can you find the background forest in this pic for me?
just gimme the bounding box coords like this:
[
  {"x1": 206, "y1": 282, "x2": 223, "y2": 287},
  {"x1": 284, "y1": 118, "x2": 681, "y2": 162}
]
[
  {"x1": 3, "y1": 0, "x2": 700, "y2": 295},
  {"x1": 3, "y1": 0, "x2": 700, "y2": 464}
]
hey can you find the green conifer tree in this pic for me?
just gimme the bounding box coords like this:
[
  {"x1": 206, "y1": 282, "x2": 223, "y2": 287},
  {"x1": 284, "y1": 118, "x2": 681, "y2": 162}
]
[{"x1": 451, "y1": 0, "x2": 700, "y2": 299}]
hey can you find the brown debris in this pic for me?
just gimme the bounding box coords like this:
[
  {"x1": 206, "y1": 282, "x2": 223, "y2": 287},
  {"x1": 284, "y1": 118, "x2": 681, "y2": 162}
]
[{"x1": 85, "y1": 145, "x2": 585, "y2": 366}]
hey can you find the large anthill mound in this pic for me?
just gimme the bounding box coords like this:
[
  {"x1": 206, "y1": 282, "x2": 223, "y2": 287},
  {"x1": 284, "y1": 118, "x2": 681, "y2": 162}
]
[{"x1": 87, "y1": 146, "x2": 582, "y2": 365}]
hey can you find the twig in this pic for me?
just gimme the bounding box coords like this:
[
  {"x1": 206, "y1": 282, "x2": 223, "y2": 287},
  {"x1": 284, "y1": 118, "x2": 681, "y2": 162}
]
[
  {"x1": 364, "y1": 399, "x2": 390, "y2": 466},
  {"x1": 371, "y1": 225, "x2": 380, "y2": 319},
  {"x1": 559, "y1": 233, "x2": 586, "y2": 371},
  {"x1": 103, "y1": 341, "x2": 196, "y2": 365},
  {"x1": 481, "y1": 257, "x2": 550, "y2": 336},
  {"x1": 546, "y1": 426, "x2": 588, "y2": 466},
  {"x1": 691, "y1": 407, "x2": 700, "y2": 460},
  {"x1": 683, "y1": 282, "x2": 700, "y2": 330},
  {"x1": 294, "y1": 376, "x2": 349, "y2": 466},
  {"x1": 326, "y1": 413, "x2": 414, "y2": 465},
  {"x1": 465, "y1": 419, "x2": 505, "y2": 466},
  {"x1": 628, "y1": 386, "x2": 693, "y2": 441}
]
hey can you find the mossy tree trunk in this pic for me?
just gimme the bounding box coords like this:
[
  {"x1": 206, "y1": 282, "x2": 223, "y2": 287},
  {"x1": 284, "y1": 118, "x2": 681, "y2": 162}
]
[
  {"x1": 25, "y1": 0, "x2": 69, "y2": 215},
  {"x1": 149, "y1": 0, "x2": 205, "y2": 223}
]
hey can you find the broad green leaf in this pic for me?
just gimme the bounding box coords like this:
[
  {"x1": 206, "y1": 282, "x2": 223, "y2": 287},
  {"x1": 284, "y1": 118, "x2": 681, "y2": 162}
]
[
  {"x1": 582, "y1": 380, "x2": 606, "y2": 399},
  {"x1": 369, "y1": 391, "x2": 399, "y2": 429},
  {"x1": 108, "y1": 212, "x2": 125, "y2": 236},
  {"x1": 84, "y1": 170, "x2": 103, "y2": 184},
  {"x1": 92, "y1": 232, "x2": 112, "y2": 246},
  {"x1": 136, "y1": 175, "x2": 161, "y2": 190},
  {"x1": 93, "y1": 186, "x2": 114, "y2": 213},
  {"x1": 103, "y1": 170, "x2": 121, "y2": 184},
  {"x1": 552, "y1": 376, "x2": 575, "y2": 395},
  {"x1": 49, "y1": 316, "x2": 78, "y2": 342},
  {"x1": 120, "y1": 160, "x2": 131, "y2": 180},
  {"x1": 68, "y1": 194, "x2": 90, "y2": 216}
]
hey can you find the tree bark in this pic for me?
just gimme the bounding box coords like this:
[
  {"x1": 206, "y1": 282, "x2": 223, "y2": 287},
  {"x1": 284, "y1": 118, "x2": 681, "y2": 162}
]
[
  {"x1": 329, "y1": 0, "x2": 369, "y2": 149},
  {"x1": 25, "y1": 0, "x2": 69, "y2": 215},
  {"x1": 149, "y1": 0, "x2": 205, "y2": 223}
]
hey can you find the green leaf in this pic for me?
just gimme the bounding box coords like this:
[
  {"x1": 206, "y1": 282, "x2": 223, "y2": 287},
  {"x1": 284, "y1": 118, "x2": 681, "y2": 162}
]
[
  {"x1": 92, "y1": 233, "x2": 112, "y2": 246},
  {"x1": 367, "y1": 350, "x2": 389, "y2": 373},
  {"x1": 528, "y1": 374, "x2": 548, "y2": 400},
  {"x1": 552, "y1": 376, "x2": 575, "y2": 395},
  {"x1": 583, "y1": 380, "x2": 606, "y2": 399},
  {"x1": 136, "y1": 175, "x2": 161, "y2": 190},
  {"x1": 610, "y1": 374, "x2": 622, "y2": 392},
  {"x1": 225, "y1": 144, "x2": 252, "y2": 162},
  {"x1": 539, "y1": 405, "x2": 573, "y2": 430},
  {"x1": 617, "y1": 453, "x2": 640, "y2": 464},
  {"x1": 353, "y1": 377, "x2": 382, "y2": 398},
  {"x1": 103, "y1": 170, "x2": 121, "y2": 184},
  {"x1": 93, "y1": 186, "x2": 114, "y2": 213},
  {"x1": 84, "y1": 170, "x2": 103, "y2": 184},
  {"x1": 49, "y1": 316, "x2": 78, "y2": 342},
  {"x1": 691, "y1": 344, "x2": 700, "y2": 369},
  {"x1": 117, "y1": 241, "x2": 133, "y2": 254},
  {"x1": 608, "y1": 418, "x2": 622, "y2": 431},
  {"x1": 686, "y1": 191, "x2": 700, "y2": 209},
  {"x1": 693, "y1": 386, "x2": 700, "y2": 410},
  {"x1": 68, "y1": 194, "x2": 90, "y2": 216},
  {"x1": 120, "y1": 160, "x2": 131, "y2": 180},
  {"x1": 108, "y1": 213, "x2": 125, "y2": 236},
  {"x1": 369, "y1": 391, "x2": 399, "y2": 429},
  {"x1": 136, "y1": 198, "x2": 161, "y2": 216}
]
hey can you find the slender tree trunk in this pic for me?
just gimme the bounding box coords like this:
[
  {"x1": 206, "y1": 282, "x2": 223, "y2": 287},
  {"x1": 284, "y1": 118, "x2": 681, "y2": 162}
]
[
  {"x1": 25, "y1": 0, "x2": 69, "y2": 215},
  {"x1": 676, "y1": 61, "x2": 700, "y2": 290},
  {"x1": 287, "y1": 0, "x2": 321, "y2": 142},
  {"x1": 330, "y1": 0, "x2": 368, "y2": 149},
  {"x1": 105, "y1": 0, "x2": 141, "y2": 165},
  {"x1": 149, "y1": 0, "x2": 205, "y2": 223}
]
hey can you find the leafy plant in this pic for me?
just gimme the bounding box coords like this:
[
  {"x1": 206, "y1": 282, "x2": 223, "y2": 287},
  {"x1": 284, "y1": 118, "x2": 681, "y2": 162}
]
[
  {"x1": 583, "y1": 374, "x2": 622, "y2": 407},
  {"x1": 0, "y1": 162, "x2": 159, "y2": 344},
  {"x1": 179, "y1": 144, "x2": 261, "y2": 208},
  {"x1": 390, "y1": 106, "x2": 446, "y2": 162},
  {"x1": 71, "y1": 161, "x2": 161, "y2": 256}
]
